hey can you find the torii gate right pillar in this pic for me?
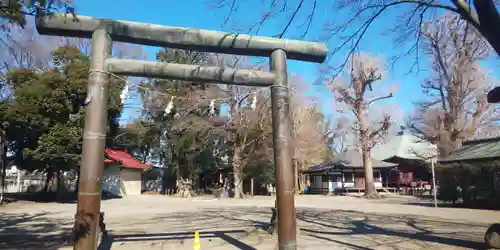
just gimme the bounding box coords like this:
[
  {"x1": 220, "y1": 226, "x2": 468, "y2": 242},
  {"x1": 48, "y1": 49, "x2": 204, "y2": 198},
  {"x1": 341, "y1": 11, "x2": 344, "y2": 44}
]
[{"x1": 270, "y1": 49, "x2": 296, "y2": 249}]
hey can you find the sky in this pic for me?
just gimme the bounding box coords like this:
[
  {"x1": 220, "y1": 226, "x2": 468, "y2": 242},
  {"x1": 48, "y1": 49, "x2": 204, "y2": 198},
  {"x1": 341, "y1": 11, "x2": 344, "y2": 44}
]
[{"x1": 72, "y1": 0, "x2": 469, "y2": 125}]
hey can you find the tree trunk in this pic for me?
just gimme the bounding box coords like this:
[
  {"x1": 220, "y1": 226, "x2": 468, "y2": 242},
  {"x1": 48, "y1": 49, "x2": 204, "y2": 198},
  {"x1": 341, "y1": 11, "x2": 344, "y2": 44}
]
[
  {"x1": 233, "y1": 170, "x2": 244, "y2": 198},
  {"x1": 437, "y1": 114, "x2": 463, "y2": 158},
  {"x1": 362, "y1": 150, "x2": 379, "y2": 198},
  {"x1": 293, "y1": 158, "x2": 300, "y2": 194},
  {"x1": 43, "y1": 168, "x2": 54, "y2": 193},
  {"x1": 357, "y1": 106, "x2": 380, "y2": 199},
  {"x1": 56, "y1": 170, "x2": 64, "y2": 200},
  {"x1": 299, "y1": 160, "x2": 306, "y2": 191},
  {"x1": 0, "y1": 137, "x2": 5, "y2": 204},
  {"x1": 56, "y1": 171, "x2": 63, "y2": 193},
  {"x1": 250, "y1": 177, "x2": 254, "y2": 196},
  {"x1": 298, "y1": 173, "x2": 304, "y2": 194},
  {"x1": 75, "y1": 171, "x2": 80, "y2": 194},
  {"x1": 175, "y1": 165, "x2": 181, "y2": 194},
  {"x1": 299, "y1": 173, "x2": 305, "y2": 191},
  {"x1": 233, "y1": 147, "x2": 244, "y2": 199}
]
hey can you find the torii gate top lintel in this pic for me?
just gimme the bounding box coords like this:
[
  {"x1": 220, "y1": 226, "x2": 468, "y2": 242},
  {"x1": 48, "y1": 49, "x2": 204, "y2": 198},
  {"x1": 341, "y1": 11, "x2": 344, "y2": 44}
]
[{"x1": 36, "y1": 13, "x2": 328, "y2": 63}]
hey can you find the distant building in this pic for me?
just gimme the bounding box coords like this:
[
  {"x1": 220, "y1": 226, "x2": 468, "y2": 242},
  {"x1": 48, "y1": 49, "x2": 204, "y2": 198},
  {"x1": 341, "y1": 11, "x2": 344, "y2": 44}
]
[
  {"x1": 301, "y1": 150, "x2": 397, "y2": 194},
  {"x1": 102, "y1": 148, "x2": 152, "y2": 197},
  {"x1": 372, "y1": 134, "x2": 437, "y2": 187}
]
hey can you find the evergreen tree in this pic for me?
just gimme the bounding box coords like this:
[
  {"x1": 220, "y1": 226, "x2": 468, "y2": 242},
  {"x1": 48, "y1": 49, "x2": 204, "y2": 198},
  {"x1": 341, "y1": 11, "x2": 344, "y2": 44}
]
[
  {"x1": 1, "y1": 0, "x2": 74, "y2": 29},
  {"x1": 136, "y1": 48, "x2": 222, "y2": 190},
  {"x1": 2, "y1": 45, "x2": 124, "y2": 191}
]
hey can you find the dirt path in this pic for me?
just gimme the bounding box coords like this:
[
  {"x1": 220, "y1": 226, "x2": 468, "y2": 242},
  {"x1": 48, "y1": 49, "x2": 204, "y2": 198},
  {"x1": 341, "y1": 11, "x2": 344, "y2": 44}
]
[{"x1": 1, "y1": 195, "x2": 498, "y2": 249}]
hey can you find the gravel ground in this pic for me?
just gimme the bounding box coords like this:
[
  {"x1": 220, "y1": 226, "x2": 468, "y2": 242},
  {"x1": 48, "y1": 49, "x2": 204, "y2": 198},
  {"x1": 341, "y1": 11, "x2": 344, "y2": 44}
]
[{"x1": 1, "y1": 195, "x2": 498, "y2": 249}]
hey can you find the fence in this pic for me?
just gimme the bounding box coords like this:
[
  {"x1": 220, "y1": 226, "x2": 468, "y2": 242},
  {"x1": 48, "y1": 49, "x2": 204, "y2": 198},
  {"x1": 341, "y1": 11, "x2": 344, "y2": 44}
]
[{"x1": 3, "y1": 172, "x2": 77, "y2": 194}]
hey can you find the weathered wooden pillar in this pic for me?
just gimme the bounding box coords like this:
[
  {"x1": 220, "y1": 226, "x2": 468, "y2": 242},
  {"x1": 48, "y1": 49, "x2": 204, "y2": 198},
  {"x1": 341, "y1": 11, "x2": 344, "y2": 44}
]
[
  {"x1": 73, "y1": 29, "x2": 112, "y2": 250},
  {"x1": 270, "y1": 49, "x2": 297, "y2": 250}
]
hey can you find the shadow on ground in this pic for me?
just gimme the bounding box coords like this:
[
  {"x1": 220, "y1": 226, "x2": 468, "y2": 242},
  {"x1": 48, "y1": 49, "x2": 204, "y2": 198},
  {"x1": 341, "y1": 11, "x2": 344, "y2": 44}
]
[
  {"x1": 402, "y1": 198, "x2": 500, "y2": 211},
  {"x1": 0, "y1": 212, "x2": 73, "y2": 249},
  {"x1": 98, "y1": 207, "x2": 490, "y2": 249},
  {"x1": 97, "y1": 230, "x2": 259, "y2": 250},
  {"x1": 4, "y1": 191, "x2": 121, "y2": 204},
  {"x1": 0, "y1": 205, "x2": 492, "y2": 249},
  {"x1": 295, "y1": 209, "x2": 489, "y2": 249}
]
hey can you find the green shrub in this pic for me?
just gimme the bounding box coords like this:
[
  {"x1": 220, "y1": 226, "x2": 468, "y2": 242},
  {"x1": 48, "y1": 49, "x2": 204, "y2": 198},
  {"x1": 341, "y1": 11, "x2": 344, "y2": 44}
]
[
  {"x1": 438, "y1": 180, "x2": 461, "y2": 203},
  {"x1": 437, "y1": 168, "x2": 461, "y2": 203}
]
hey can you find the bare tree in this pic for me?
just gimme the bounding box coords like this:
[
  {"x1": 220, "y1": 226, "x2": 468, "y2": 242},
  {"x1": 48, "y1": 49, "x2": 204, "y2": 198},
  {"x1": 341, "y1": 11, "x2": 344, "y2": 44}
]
[
  {"x1": 326, "y1": 114, "x2": 356, "y2": 153},
  {"x1": 0, "y1": 17, "x2": 146, "y2": 88},
  {"x1": 328, "y1": 53, "x2": 396, "y2": 198},
  {"x1": 0, "y1": 17, "x2": 60, "y2": 73},
  {"x1": 289, "y1": 86, "x2": 331, "y2": 193},
  {"x1": 410, "y1": 15, "x2": 500, "y2": 156},
  {"x1": 200, "y1": 55, "x2": 276, "y2": 199},
  {"x1": 225, "y1": 87, "x2": 272, "y2": 198},
  {"x1": 211, "y1": 0, "x2": 500, "y2": 74}
]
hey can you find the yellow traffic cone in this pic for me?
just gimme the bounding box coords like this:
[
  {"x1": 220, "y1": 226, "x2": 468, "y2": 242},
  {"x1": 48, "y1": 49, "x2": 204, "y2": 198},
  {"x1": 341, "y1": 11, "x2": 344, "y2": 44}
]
[{"x1": 193, "y1": 231, "x2": 201, "y2": 250}]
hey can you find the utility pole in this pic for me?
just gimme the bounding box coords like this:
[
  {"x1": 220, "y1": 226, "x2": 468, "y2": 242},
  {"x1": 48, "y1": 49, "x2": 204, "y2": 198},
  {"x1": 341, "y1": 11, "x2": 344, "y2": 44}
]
[
  {"x1": 431, "y1": 159, "x2": 438, "y2": 208},
  {"x1": 0, "y1": 134, "x2": 5, "y2": 205}
]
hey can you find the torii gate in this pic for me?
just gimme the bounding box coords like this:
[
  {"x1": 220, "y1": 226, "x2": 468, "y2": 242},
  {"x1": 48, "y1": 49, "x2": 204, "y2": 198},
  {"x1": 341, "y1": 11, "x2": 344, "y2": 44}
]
[{"x1": 35, "y1": 12, "x2": 327, "y2": 250}]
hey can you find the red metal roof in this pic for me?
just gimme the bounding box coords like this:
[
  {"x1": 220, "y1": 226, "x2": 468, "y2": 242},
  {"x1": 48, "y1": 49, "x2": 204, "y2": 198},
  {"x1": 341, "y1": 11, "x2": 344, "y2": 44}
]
[{"x1": 104, "y1": 148, "x2": 152, "y2": 170}]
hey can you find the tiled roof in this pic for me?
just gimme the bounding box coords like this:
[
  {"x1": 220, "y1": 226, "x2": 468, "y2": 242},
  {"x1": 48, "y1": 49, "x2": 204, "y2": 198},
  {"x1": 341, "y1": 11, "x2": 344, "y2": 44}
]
[
  {"x1": 439, "y1": 137, "x2": 500, "y2": 163},
  {"x1": 104, "y1": 148, "x2": 152, "y2": 170},
  {"x1": 302, "y1": 150, "x2": 397, "y2": 173}
]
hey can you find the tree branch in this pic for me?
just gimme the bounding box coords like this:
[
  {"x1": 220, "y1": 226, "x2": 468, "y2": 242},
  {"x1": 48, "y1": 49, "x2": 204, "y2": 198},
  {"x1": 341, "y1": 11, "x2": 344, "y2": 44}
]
[
  {"x1": 368, "y1": 114, "x2": 391, "y2": 141},
  {"x1": 368, "y1": 93, "x2": 393, "y2": 105}
]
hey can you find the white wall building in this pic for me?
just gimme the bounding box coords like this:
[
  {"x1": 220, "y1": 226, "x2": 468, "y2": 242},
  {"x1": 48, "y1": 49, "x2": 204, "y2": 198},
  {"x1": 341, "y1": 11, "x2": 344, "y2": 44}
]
[{"x1": 101, "y1": 148, "x2": 151, "y2": 197}]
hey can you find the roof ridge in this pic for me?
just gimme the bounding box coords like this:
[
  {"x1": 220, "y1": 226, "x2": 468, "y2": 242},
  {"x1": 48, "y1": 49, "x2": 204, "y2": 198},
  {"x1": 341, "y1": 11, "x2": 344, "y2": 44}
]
[{"x1": 464, "y1": 136, "x2": 500, "y2": 145}]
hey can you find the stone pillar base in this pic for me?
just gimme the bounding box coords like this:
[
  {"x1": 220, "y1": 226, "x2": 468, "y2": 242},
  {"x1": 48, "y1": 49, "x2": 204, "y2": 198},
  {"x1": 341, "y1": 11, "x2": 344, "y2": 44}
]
[{"x1": 485, "y1": 223, "x2": 500, "y2": 249}]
